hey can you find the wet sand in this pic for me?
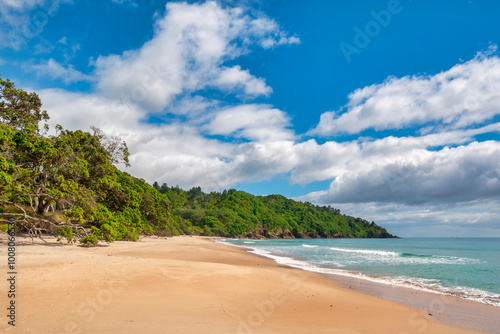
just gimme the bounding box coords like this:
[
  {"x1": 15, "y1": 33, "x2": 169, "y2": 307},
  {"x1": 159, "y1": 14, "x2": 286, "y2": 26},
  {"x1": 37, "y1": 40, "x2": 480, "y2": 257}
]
[{"x1": 323, "y1": 272, "x2": 500, "y2": 333}]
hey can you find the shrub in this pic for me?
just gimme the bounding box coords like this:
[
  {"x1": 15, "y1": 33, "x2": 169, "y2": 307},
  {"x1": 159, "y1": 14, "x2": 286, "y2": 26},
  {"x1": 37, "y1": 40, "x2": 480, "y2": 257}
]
[{"x1": 80, "y1": 235, "x2": 99, "y2": 246}]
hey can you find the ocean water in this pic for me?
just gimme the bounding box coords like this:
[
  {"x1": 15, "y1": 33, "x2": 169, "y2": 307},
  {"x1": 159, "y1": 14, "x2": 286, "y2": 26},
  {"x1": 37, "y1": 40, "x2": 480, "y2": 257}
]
[{"x1": 220, "y1": 238, "x2": 500, "y2": 307}]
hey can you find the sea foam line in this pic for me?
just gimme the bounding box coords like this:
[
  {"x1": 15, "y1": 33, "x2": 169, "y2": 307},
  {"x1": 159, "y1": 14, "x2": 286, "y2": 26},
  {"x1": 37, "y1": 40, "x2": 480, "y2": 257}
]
[
  {"x1": 329, "y1": 247, "x2": 398, "y2": 256},
  {"x1": 217, "y1": 239, "x2": 500, "y2": 307},
  {"x1": 326, "y1": 247, "x2": 482, "y2": 265}
]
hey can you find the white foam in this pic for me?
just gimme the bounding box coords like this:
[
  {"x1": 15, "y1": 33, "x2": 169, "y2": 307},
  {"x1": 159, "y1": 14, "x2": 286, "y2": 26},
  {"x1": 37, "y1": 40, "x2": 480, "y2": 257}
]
[
  {"x1": 329, "y1": 247, "x2": 398, "y2": 256},
  {"x1": 382, "y1": 276, "x2": 500, "y2": 307},
  {"x1": 221, "y1": 241, "x2": 500, "y2": 307},
  {"x1": 327, "y1": 247, "x2": 482, "y2": 265},
  {"x1": 302, "y1": 244, "x2": 318, "y2": 248}
]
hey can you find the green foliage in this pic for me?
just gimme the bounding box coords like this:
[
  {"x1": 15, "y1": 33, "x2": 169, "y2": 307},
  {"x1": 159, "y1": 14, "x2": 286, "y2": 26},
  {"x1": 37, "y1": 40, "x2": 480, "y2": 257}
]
[
  {"x1": 57, "y1": 226, "x2": 74, "y2": 243},
  {"x1": 162, "y1": 187, "x2": 395, "y2": 239},
  {"x1": 80, "y1": 235, "x2": 99, "y2": 247},
  {"x1": 0, "y1": 75, "x2": 180, "y2": 243},
  {"x1": 0, "y1": 77, "x2": 49, "y2": 134}
]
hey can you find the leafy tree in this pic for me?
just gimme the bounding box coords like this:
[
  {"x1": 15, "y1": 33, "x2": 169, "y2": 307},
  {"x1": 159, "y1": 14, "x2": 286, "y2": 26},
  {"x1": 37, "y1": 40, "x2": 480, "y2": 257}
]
[
  {"x1": 1, "y1": 77, "x2": 49, "y2": 133},
  {"x1": 153, "y1": 181, "x2": 160, "y2": 191},
  {"x1": 0, "y1": 76, "x2": 138, "y2": 242},
  {"x1": 159, "y1": 183, "x2": 169, "y2": 194}
]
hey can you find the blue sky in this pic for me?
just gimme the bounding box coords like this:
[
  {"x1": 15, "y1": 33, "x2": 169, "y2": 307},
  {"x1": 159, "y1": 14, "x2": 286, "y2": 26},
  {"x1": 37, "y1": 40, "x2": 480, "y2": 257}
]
[{"x1": 1, "y1": 0, "x2": 500, "y2": 237}]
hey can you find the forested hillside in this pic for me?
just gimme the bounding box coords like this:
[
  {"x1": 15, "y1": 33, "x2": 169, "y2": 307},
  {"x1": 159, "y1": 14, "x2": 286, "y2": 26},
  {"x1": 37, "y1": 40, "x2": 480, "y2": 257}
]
[
  {"x1": 161, "y1": 186, "x2": 393, "y2": 238},
  {"x1": 0, "y1": 77, "x2": 395, "y2": 245}
]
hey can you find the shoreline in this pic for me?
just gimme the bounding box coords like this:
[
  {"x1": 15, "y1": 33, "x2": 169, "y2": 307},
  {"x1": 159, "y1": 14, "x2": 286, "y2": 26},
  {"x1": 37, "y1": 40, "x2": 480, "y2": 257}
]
[
  {"x1": 219, "y1": 238, "x2": 500, "y2": 306},
  {"x1": 1, "y1": 235, "x2": 495, "y2": 333},
  {"x1": 322, "y1": 272, "x2": 500, "y2": 334},
  {"x1": 216, "y1": 238, "x2": 500, "y2": 334}
]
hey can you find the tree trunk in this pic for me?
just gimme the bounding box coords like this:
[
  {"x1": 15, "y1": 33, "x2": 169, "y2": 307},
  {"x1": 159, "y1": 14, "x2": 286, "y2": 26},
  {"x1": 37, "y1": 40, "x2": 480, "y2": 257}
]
[{"x1": 37, "y1": 196, "x2": 53, "y2": 215}]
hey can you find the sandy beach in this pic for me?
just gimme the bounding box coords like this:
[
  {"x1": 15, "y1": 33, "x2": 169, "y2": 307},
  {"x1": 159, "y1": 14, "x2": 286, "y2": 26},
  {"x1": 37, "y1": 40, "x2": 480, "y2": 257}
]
[{"x1": 0, "y1": 235, "x2": 496, "y2": 333}]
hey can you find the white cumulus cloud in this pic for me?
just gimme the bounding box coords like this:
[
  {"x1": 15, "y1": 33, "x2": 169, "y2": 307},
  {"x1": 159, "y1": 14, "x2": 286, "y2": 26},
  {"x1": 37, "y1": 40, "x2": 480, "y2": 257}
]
[
  {"x1": 93, "y1": 1, "x2": 297, "y2": 112},
  {"x1": 204, "y1": 104, "x2": 292, "y2": 141},
  {"x1": 30, "y1": 58, "x2": 92, "y2": 84},
  {"x1": 312, "y1": 48, "x2": 500, "y2": 136}
]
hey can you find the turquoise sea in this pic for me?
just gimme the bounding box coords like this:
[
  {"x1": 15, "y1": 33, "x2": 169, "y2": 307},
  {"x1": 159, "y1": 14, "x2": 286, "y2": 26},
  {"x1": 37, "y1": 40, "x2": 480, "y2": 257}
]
[{"x1": 220, "y1": 238, "x2": 500, "y2": 307}]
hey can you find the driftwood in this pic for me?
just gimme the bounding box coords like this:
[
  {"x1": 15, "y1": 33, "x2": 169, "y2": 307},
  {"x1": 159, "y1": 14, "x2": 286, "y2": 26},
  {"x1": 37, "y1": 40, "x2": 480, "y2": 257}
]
[{"x1": 0, "y1": 200, "x2": 87, "y2": 244}]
